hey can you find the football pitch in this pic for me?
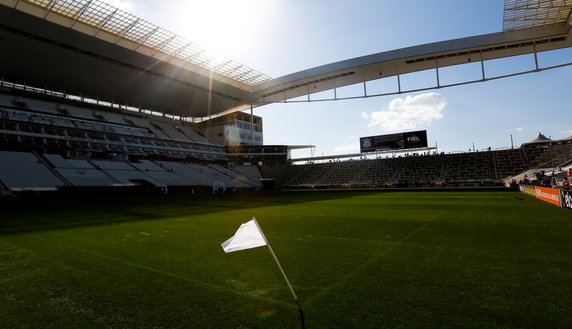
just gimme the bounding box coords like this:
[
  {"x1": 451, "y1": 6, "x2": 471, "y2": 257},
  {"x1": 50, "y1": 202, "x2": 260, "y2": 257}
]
[{"x1": 1, "y1": 189, "x2": 572, "y2": 328}]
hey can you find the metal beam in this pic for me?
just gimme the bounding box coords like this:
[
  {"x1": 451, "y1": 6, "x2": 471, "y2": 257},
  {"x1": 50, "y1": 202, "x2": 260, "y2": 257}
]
[
  {"x1": 70, "y1": 0, "x2": 92, "y2": 28},
  {"x1": 263, "y1": 58, "x2": 572, "y2": 105}
]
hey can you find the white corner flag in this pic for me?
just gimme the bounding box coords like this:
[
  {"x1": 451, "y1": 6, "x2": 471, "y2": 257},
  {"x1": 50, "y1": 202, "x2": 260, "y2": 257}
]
[
  {"x1": 221, "y1": 217, "x2": 306, "y2": 328},
  {"x1": 221, "y1": 218, "x2": 267, "y2": 253}
]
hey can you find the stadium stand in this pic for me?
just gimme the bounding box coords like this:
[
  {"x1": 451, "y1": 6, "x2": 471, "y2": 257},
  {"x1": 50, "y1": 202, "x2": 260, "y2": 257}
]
[
  {"x1": 440, "y1": 152, "x2": 493, "y2": 183},
  {"x1": 271, "y1": 140, "x2": 572, "y2": 189},
  {"x1": 3, "y1": 92, "x2": 570, "y2": 193},
  {"x1": 91, "y1": 160, "x2": 135, "y2": 171},
  {"x1": 177, "y1": 125, "x2": 214, "y2": 145},
  {"x1": 138, "y1": 169, "x2": 191, "y2": 187},
  {"x1": 90, "y1": 160, "x2": 162, "y2": 186},
  {"x1": 155, "y1": 162, "x2": 211, "y2": 186},
  {"x1": 494, "y1": 148, "x2": 528, "y2": 179},
  {"x1": 102, "y1": 170, "x2": 161, "y2": 187},
  {"x1": 0, "y1": 0, "x2": 570, "y2": 195},
  {"x1": 53, "y1": 168, "x2": 116, "y2": 187},
  {"x1": 186, "y1": 163, "x2": 235, "y2": 187},
  {"x1": 0, "y1": 88, "x2": 228, "y2": 162},
  {"x1": 233, "y1": 166, "x2": 264, "y2": 186},
  {"x1": 208, "y1": 164, "x2": 260, "y2": 188},
  {"x1": 45, "y1": 154, "x2": 117, "y2": 187},
  {"x1": 0, "y1": 87, "x2": 268, "y2": 192},
  {"x1": 0, "y1": 151, "x2": 64, "y2": 190},
  {"x1": 523, "y1": 142, "x2": 572, "y2": 168},
  {"x1": 131, "y1": 160, "x2": 167, "y2": 172}
]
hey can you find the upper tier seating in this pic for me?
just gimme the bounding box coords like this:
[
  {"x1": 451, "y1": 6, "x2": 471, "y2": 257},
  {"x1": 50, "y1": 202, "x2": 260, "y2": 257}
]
[{"x1": 0, "y1": 91, "x2": 226, "y2": 161}]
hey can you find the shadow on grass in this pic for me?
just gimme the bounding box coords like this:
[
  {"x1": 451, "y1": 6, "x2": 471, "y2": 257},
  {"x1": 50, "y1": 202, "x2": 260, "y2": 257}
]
[
  {"x1": 0, "y1": 189, "x2": 373, "y2": 236},
  {"x1": 0, "y1": 188, "x2": 512, "y2": 236}
]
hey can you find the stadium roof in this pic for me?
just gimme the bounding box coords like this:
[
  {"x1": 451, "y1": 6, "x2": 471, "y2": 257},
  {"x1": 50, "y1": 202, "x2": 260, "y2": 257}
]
[
  {"x1": 562, "y1": 133, "x2": 572, "y2": 141},
  {"x1": 503, "y1": 0, "x2": 572, "y2": 31},
  {"x1": 1, "y1": 0, "x2": 572, "y2": 120},
  {"x1": 21, "y1": 0, "x2": 272, "y2": 87},
  {"x1": 526, "y1": 132, "x2": 553, "y2": 143}
]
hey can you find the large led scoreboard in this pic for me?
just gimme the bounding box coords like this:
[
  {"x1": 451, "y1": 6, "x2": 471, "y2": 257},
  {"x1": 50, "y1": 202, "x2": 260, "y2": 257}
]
[{"x1": 360, "y1": 130, "x2": 428, "y2": 153}]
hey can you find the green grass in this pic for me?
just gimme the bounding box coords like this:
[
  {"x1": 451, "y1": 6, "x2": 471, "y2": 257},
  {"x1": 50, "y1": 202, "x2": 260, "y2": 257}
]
[{"x1": 1, "y1": 190, "x2": 572, "y2": 328}]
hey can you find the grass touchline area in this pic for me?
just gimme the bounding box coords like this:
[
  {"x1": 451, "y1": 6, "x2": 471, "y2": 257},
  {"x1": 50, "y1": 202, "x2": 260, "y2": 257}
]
[
  {"x1": 1, "y1": 189, "x2": 571, "y2": 328},
  {"x1": 3, "y1": 225, "x2": 293, "y2": 308}
]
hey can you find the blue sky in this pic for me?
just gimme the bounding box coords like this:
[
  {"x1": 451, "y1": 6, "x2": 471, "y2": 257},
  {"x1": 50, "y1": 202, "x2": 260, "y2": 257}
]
[{"x1": 110, "y1": 0, "x2": 572, "y2": 157}]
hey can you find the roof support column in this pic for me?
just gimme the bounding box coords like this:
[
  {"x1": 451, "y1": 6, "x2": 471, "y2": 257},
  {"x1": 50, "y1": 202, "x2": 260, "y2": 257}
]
[
  {"x1": 333, "y1": 78, "x2": 337, "y2": 100},
  {"x1": 250, "y1": 104, "x2": 254, "y2": 145},
  {"x1": 533, "y1": 44, "x2": 539, "y2": 71},
  {"x1": 435, "y1": 59, "x2": 441, "y2": 87}
]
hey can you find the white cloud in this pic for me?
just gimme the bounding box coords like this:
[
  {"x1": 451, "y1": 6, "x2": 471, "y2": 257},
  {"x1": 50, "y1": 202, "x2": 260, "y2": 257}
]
[
  {"x1": 508, "y1": 126, "x2": 524, "y2": 132},
  {"x1": 333, "y1": 144, "x2": 359, "y2": 154},
  {"x1": 367, "y1": 92, "x2": 446, "y2": 131},
  {"x1": 360, "y1": 111, "x2": 369, "y2": 120},
  {"x1": 107, "y1": 0, "x2": 137, "y2": 13}
]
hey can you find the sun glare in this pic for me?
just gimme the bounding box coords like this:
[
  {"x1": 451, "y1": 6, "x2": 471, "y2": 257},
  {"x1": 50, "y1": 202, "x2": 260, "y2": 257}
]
[{"x1": 171, "y1": 0, "x2": 273, "y2": 57}]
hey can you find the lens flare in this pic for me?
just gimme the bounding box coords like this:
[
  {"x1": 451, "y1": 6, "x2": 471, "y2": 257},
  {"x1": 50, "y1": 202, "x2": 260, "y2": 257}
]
[{"x1": 257, "y1": 309, "x2": 276, "y2": 319}]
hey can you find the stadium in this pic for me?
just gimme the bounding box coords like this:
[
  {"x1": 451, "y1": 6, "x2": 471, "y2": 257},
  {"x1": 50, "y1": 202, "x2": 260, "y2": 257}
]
[{"x1": 1, "y1": 0, "x2": 572, "y2": 328}]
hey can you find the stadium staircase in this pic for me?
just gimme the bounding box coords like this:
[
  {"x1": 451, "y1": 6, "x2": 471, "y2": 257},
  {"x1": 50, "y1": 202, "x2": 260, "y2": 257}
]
[
  {"x1": 207, "y1": 164, "x2": 260, "y2": 188},
  {"x1": 352, "y1": 160, "x2": 374, "y2": 186},
  {"x1": 493, "y1": 149, "x2": 528, "y2": 180},
  {"x1": 0, "y1": 177, "x2": 8, "y2": 190},
  {"x1": 388, "y1": 158, "x2": 406, "y2": 184},
  {"x1": 490, "y1": 151, "x2": 499, "y2": 181},
  {"x1": 33, "y1": 151, "x2": 73, "y2": 187}
]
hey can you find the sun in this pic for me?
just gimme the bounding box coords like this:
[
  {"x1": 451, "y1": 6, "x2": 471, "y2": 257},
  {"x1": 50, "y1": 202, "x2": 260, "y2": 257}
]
[{"x1": 170, "y1": 0, "x2": 272, "y2": 57}]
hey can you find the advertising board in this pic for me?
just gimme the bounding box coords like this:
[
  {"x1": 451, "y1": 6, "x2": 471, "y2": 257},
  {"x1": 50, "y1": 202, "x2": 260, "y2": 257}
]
[
  {"x1": 560, "y1": 190, "x2": 572, "y2": 210},
  {"x1": 520, "y1": 185, "x2": 536, "y2": 197},
  {"x1": 534, "y1": 186, "x2": 561, "y2": 206},
  {"x1": 360, "y1": 130, "x2": 428, "y2": 153}
]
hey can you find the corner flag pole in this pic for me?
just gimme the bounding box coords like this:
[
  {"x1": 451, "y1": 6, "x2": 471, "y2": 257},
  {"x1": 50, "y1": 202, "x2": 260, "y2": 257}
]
[{"x1": 252, "y1": 218, "x2": 306, "y2": 329}]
